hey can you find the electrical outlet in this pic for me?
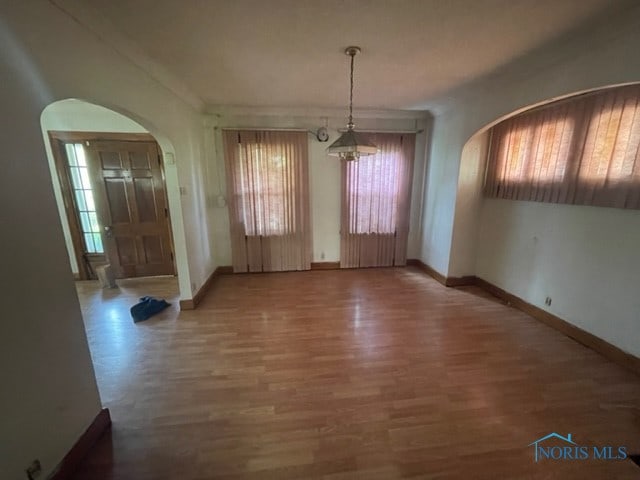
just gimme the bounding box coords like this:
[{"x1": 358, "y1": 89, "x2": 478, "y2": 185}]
[
  {"x1": 25, "y1": 459, "x2": 41, "y2": 479},
  {"x1": 545, "y1": 296, "x2": 552, "y2": 306}
]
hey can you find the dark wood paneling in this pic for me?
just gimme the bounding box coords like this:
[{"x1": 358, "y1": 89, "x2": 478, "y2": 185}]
[
  {"x1": 130, "y1": 150, "x2": 151, "y2": 169},
  {"x1": 142, "y1": 236, "x2": 164, "y2": 264},
  {"x1": 133, "y1": 177, "x2": 157, "y2": 222},
  {"x1": 115, "y1": 237, "x2": 137, "y2": 266},
  {"x1": 99, "y1": 151, "x2": 122, "y2": 170},
  {"x1": 86, "y1": 139, "x2": 175, "y2": 278},
  {"x1": 104, "y1": 178, "x2": 131, "y2": 223}
]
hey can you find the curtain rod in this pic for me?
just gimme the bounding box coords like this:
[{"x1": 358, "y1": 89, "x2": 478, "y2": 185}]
[
  {"x1": 219, "y1": 127, "x2": 310, "y2": 132},
  {"x1": 218, "y1": 127, "x2": 423, "y2": 134},
  {"x1": 337, "y1": 128, "x2": 423, "y2": 134}
]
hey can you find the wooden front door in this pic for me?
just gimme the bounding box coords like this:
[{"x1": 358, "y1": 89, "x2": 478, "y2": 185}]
[{"x1": 85, "y1": 140, "x2": 175, "y2": 278}]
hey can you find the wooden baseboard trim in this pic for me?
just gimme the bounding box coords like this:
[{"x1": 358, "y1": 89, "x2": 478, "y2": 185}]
[
  {"x1": 407, "y1": 259, "x2": 640, "y2": 376},
  {"x1": 406, "y1": 259, "x2": 448, "y2": 286},
  {"x1": 179, "y1": 266, "x2": 232, "y2": 310},
  {"x1": 310, "y1": 261, "x2": 341, "y2": 270},
  {"x1": 407, "y1": 259, "x2": 478, "y2": 288},
  {"x1": 474, "y1": 277, "x2": 640, "y2": 377},
  {"x1": 49, "y1": 408, "x2": 111, "y2": 480},
  {"x1": 445, "y1": 275, "x2": 476, "y2": 287}
]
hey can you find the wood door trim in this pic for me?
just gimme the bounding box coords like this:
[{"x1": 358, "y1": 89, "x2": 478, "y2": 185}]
[
  {"x1": 48, "y1": 131, "x2": 172, "y2": 280},
  {"x1": 49, "y1": 134, "x2": 92, "y2": 280},
  {"x1": 49, "y1": 131, "x2": 155, "y2": 143}
]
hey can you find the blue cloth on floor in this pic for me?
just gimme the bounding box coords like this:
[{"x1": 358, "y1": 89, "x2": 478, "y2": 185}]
[{"x1": 130, "y1": 296, "x2": 170, "y2": 322}]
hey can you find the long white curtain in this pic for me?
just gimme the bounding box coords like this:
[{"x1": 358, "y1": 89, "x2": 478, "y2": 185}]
[
  {"x1": 340, "y1": 133, "x2": 415, "y2": 268},
  {"x1": 223, "y1": 130, "x2": 311, "y2": 272}
]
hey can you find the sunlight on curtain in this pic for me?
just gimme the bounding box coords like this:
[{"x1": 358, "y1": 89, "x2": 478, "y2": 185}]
[
  {"x1": 223, "y1": 130, "x2": 311, "y2": 272},
  {"x1": 485, "y1": 83, "x2": 640, "y2": 208},
  {"x1": 341, "y1": 133, "x2": 415, "y2": 268}
]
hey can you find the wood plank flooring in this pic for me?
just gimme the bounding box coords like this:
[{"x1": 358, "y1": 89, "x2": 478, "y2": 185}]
[{"x1": 72, "y1": 268, "x2": 640, "y2": 479}]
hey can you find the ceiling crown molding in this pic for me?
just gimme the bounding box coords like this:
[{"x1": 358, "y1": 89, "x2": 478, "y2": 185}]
[{"x1": 205, "y1": 104, "x2": 430, "y2": 120}]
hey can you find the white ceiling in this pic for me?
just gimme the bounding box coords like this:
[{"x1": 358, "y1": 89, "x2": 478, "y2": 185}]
[{"x1": 68, "y1": 0, "x2": 622, "y2": 111}]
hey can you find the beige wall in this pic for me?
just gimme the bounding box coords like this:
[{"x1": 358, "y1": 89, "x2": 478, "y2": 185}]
[
  {"x1": 1, "y1": 2, "x2": 218, "y2": 304},
  {"x1": 0, "y1": 20, "x2": 103, "y2": 480},
  {"x1": 3, "y1": 1, "x2": 640, "y2": 479},
  {"x1": 424, "y1": 4, "x2": 640, "y2": 356},
  {"x1": 448, "y1": 131, "x2": 489, "y2": 277},
  {"x1": 0, "y1": 2, "x2": 214, "y2": 478},
  {"x1": 206, "y1": 110, "x2": 432, "y2": 266},
  {"x1": 477, "y1": 200, "x2": 640, "y2": 357}
]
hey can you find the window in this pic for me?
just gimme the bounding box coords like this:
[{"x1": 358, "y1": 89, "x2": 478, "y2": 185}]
[
  {"x1": 223, "y1": 130, "x2": 311, "y2": 272},
  {"x1": 346, "y1": 137, "x2": 408, "y2": 235},
  {"x1": 65, "y1": 143, "x2": 103, "y2": 253},
  {"x1": 236, "y1": 145, "x2": 291, "y2": 236},
  {"x1": 485, "y1": 84, "x2": 640, "y2": 209},
  {"x1": 341, "y1": 132, "x2": 415, "y2": 268}
]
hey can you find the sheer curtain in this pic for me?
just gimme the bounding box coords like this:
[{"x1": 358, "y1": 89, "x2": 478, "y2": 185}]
[
  {"x1": 223, "y1": 130, "x2": 311, "y2": 272},
  {"x1": 485, "y1": 83, "x2": 640, "y2": 209},
  {"x1": 340, "y1": 133, "x2": 415, "y2": 268}
]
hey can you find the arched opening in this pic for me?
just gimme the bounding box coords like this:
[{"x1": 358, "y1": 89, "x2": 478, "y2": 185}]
[
  {"x1": 41, "y1": 99, "x2": 187, "y2": 282},
  {"x1": 449, "y1": 81, "x2": 640, "y2": 279},
  {"x1": 39, "y1": 97, "x2": 197, "y2": 409}
]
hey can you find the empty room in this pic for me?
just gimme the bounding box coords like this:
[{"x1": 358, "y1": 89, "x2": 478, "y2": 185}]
[{"x1": 2, "y1": 1, "x2": 640, "y2": 479}]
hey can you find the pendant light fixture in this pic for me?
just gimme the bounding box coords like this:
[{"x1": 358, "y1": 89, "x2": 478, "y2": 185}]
[{"x1": 327, "y1": 46, "x2": 377, "y2": 161}]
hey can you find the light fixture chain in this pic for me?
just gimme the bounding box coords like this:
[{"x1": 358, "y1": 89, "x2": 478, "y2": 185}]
[
  {"x1": 327, "y1": 46, "x2": 377, "y2": 161},
  {"x1": 348, "y1": 51, "x2": 354, "y2": 129}
]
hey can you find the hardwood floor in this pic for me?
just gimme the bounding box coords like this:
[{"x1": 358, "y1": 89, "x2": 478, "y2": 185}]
[{"x1": 72, "y1": 268, "x2": 640, "y2": 479}]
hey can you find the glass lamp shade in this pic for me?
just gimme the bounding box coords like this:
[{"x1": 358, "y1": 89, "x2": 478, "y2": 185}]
[{"x1": 326, "y1": 128, "x2": 378, "y2": 161}]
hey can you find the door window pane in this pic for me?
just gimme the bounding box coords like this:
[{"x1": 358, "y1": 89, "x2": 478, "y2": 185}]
[
  {"x1": 65, "y1": 143, "x2": 77, "y2": 166},
  {"x1": 66, "y1": 143, "x2": 104, "y2": 253},
  {"x1": 88, "y1": 212, "x2": 100, "y2": 233},
  {"x1": 74, "y1": 143, "x2": 87, "y2": 166},
  {"x1": 84, "y1": 190, "x2": 95, "y2": 211},
  {"x1": 79, "y1": 167, "x2": 91, "y2": 190},
  {"x1": 74, "y1": 189, "x2": 86, "y2": 211},
  {"x1": 84, "y1": 233, "x2": 96, "y2": 253},
  {"x1": 93, "y1": 233, "x2": 103, "y2": 253},
  {"x1": 79, "y1": 212, "x2": 91, "y2": 232},
  {"x1": 70, "y1": 167, "x2": 82, "y2": 190}
]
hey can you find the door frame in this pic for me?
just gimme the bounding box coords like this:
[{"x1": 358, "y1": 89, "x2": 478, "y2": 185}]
[{"x1": 48, "y1": 131, "x2": 176, "y2": 280}]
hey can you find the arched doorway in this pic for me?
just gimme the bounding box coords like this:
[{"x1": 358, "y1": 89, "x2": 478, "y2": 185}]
[
  {"x1": 40, "y1": 98, "x2": 189, "y2": 404},
  {"x1": 41, "y1": 99, "x2": 185, "y2": 282}
]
